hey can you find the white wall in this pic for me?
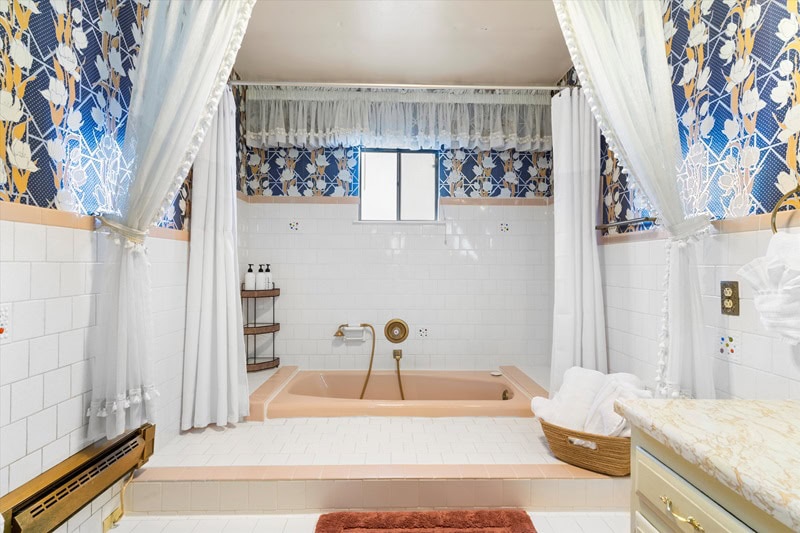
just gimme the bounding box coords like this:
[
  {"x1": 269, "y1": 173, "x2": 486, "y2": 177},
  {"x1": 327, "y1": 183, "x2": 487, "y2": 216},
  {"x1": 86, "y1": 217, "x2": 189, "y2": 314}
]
[
  {"x1": 599, "y1": 228, "x2": 800, "y2": 400},
  {"x1": 238, "y1": 200, "x2": 554, "y2": 376},
  {"x1": 0, "y1": 221, "x2": 188, "y2": 497}
]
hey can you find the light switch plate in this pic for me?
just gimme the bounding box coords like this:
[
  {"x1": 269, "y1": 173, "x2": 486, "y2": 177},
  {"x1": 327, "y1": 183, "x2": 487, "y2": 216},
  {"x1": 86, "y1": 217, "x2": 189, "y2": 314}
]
[
  {"x1": 719, "y1": 333, "x2": 738, "y2": 362},
  {"x1": 720, "y1": 281, "x2": 739, "y2": 316},
  {"x1": 0, "y1": 305, "x2": 9, "y2": 341}
]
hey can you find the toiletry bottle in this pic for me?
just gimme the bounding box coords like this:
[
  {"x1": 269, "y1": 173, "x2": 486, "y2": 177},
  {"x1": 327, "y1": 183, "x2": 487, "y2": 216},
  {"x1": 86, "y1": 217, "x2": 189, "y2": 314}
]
[
  {"x1": 244, "y1": 264, "x2": 256, "y2": 290},
  {"x1": 256, "y1": 264, "x2": 267, "y2": 290},
  {"x1": 265, "y1": 264, "x2": 273, "y2": 290}
]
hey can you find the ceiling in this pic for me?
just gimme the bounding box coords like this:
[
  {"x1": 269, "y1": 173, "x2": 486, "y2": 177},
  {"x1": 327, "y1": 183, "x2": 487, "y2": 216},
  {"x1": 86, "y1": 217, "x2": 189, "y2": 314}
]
[{"x1": 234, "y1": 0, "x2": 572, "y2": 87}]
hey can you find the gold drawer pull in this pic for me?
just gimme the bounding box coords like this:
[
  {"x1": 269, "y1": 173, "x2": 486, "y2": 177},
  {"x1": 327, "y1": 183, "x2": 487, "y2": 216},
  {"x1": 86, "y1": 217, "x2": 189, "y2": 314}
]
[{"x1": 660, "y1": 496, "x2": 705, "y2": 532}]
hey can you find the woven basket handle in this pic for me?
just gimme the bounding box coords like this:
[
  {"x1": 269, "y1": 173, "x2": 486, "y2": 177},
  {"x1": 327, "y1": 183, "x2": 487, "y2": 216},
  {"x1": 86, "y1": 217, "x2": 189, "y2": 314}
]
[{"x1": 567, "y1": 436, "x2": 598, "y2": 450}]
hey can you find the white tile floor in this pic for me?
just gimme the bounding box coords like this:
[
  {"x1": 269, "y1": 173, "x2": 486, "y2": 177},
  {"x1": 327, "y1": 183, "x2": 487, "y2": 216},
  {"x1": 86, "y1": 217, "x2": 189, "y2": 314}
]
[
  {"x1": 148, "y1": 417, "x2": 560, "y2": 467},
  {"x1": 116, "y1": 512, "x2": 629, "y2": 532}
]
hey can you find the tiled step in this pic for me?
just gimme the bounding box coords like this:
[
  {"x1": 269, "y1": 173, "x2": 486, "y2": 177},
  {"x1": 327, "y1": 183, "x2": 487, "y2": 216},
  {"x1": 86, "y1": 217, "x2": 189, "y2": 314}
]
[{"x1": 125, "y1": 465, "x2": 630, "y2": 514}]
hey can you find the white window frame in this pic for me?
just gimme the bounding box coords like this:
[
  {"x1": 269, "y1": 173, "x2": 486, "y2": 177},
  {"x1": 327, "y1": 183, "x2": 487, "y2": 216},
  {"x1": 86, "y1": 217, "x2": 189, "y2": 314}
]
[{"x1": 359, "y1": 148, "x2": 440, "y2": 222}]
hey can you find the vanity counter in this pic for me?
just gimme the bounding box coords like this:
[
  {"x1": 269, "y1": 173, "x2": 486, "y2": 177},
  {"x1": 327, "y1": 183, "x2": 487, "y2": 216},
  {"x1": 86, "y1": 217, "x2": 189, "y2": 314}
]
[{"x1": 615, "y1": 399, "x2": 800, "y2": 531}]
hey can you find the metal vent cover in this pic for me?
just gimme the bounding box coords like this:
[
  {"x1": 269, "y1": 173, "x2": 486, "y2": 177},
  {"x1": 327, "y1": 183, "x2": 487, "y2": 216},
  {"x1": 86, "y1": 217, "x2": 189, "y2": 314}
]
[
  {"x1": 0, "y1": 423, "x2": 154, "y2": 533},
  {"x1": 28, "y1": 440, "x2": 140, "y2": 519}
]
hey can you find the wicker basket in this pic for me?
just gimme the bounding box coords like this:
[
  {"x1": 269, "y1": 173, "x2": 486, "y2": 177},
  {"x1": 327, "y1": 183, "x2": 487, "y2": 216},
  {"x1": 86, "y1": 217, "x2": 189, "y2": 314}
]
[{"x1": 539, "y1": 419, "x2": 631, "y2": 476}]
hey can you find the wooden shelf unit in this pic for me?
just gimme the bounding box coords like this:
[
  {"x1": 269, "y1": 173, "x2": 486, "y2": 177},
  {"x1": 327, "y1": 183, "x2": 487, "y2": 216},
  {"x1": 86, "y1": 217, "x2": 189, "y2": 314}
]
[{"x1": 242, "y1": 285, "x2": 280, "y2": 372}]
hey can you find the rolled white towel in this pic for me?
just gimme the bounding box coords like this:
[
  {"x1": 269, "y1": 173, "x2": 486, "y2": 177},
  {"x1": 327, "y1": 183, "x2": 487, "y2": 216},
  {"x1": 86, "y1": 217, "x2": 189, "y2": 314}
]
[
  {"x1": 532, "y1": 366, "x2": 606, "y2": 431},
  {"x1": 583, "y1": 378, "x2": 652, "y2": 437}
]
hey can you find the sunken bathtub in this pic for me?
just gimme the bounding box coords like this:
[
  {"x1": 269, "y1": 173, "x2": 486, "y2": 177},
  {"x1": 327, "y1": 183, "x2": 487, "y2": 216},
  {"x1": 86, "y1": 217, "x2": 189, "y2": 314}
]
[{"x1": 265, "y1": 368, "x2": 539, "y2": 418}]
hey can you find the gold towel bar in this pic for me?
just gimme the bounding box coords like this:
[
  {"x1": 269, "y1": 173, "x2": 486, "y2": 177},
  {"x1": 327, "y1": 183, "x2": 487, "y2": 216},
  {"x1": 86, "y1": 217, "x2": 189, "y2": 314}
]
[{"x1": 771, "y1": 185, "x2": 800, "y2": 234}]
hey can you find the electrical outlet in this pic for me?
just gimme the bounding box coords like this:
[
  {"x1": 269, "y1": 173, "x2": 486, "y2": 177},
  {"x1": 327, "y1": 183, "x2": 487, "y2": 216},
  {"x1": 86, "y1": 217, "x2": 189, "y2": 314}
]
[
  {"x1": 0, "y1": 305, "x2": 9, "y2": 341},
  {"x1": 720, "y1": 281, "x2": 739, "y2": 316},
  {"x1": 417, "y1": 327, "x2": 429, "y2": 338}
]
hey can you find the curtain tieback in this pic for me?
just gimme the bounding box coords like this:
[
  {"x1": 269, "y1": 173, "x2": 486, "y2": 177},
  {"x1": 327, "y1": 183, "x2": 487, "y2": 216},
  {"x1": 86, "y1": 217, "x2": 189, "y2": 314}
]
[
  {"x1": 97, "y1": 216, "x2": 148, "y2": 245},
  {"x1": 664, "y1": 215, "x2": 713, "y2": 243}
]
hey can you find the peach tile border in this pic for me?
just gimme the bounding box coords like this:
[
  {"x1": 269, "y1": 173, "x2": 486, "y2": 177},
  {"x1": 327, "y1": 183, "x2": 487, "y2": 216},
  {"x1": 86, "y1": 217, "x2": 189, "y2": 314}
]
[
  {"x1": 440, "y1": 197, "x2": 552, "y2": 206},
  {"x1": 235, "y1": 191, "x2": 552, "y2": 207},
  {"x1": 237, "y1": 192, "x2": 358, "y2": 204},
  {"x1": 137, "y1": 462, "x2": 608, "y2": 482},
  {"x1": 245, "y1": 365, "x2": 299, "y2": 421},
  {"x1": 0, "y1": 201, "x2": 189, "y2": 240},
  {"x1": 149, "y1": 226, "x2": 190, "y2": 241},
  {"x1": 0, "y1": 200, "x2": 94, "y2": 229},
  {"x1": 598, "y1": 208, "x2": 800, "y2": 245},
  {"x1": 127, "y1": 474, "x2": 632, "y2": 514}
]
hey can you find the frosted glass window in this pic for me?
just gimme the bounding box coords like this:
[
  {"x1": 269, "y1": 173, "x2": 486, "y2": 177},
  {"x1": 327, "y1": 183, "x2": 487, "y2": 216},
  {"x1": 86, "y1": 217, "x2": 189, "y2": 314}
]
[
  {"x1": 400, "y1": 152, "x2": 437, "y2": 221},
  {"x1": 360, "y1": 151, "x2": 398, "y2": 221},
  {"x1": 360, "y1": 150, "x2": 438, "y2": 221}
]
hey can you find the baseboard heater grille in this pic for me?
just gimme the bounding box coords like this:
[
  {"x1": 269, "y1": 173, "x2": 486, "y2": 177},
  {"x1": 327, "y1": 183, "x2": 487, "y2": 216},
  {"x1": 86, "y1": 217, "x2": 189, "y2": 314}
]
[{"x1": 0, "y1": 423, "x2": 154, "y2": 533}]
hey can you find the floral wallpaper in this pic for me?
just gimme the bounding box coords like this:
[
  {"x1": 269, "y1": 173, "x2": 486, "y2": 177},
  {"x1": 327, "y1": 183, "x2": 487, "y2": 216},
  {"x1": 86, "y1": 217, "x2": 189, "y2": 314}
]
[
  {"x1": 439, "y1": 149, "x2": 552, "y2": 199},
  {"x1": 0, "y1": 0, "x2": 188, "y2": 229},
  {"x1": 602, "y1": 0, "x2": 800, "y2": 231},
  {"x1": 237, "y1": 144, "x2": 554, "y2": 200},
  {"x1": 241, "y1": 145, "x2": 360, "y2": 197},
  {"x1": 600, "y1": 137, "x2": 654, "y2": 234}
]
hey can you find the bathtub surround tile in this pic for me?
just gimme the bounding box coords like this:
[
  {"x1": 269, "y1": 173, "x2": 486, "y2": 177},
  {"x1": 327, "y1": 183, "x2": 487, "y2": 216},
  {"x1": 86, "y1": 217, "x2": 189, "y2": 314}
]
[{"x1": 238, "y1": 202, "x2": 554, "y2": 373}]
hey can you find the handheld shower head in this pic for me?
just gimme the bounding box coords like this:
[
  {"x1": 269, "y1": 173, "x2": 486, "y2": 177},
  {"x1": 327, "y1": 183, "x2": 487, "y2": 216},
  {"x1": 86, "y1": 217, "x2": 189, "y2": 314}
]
[{"x1": 333, "y1": 324, "x2": 347, "y2": 337}]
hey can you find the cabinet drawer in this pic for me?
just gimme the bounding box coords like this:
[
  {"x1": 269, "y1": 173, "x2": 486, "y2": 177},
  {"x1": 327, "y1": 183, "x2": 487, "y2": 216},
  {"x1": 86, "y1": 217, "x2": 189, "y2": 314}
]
[
  {"x1": 635, "y1": 448, "x2": 752, "y2": 532},
  {"x1": 635, "y1": 511, "x2": 661, "y2": 533}
]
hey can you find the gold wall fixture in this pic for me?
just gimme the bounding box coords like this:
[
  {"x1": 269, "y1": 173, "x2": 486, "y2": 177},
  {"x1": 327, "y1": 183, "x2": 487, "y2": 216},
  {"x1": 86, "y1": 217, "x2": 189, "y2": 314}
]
[
  {"x1": 771, "y1": 185, "x2": 800, "y2": 233},
  {"x1": 385, "y1": 319, "x2": 409, "y2": 343},
  {"x1": 0, "y1": 423, "x2": 155, "y2": 533}
]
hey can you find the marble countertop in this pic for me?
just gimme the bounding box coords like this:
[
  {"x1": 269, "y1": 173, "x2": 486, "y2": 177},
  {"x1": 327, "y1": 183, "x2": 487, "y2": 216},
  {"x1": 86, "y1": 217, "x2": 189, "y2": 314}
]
[{"x1": 615, "y1": 399, "x2": 800, "y2": 531}]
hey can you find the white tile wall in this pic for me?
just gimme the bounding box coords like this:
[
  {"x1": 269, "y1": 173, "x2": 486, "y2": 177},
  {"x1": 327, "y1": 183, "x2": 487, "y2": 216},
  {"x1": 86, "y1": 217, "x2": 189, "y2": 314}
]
[
  {"x1": 237, "y1": 201, "x2": 554, "y2": 372},
  {"x1": 599, "y1": 227, "x2": 800, "y2": 399},
  {"x1": 0, "y1": 221, "x2": 189, "y2": 497}
]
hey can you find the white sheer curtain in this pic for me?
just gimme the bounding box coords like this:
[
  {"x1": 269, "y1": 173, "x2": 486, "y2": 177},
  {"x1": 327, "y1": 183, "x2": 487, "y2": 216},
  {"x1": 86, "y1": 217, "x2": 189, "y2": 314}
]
[
  {"x1": 554, "y1": 0, "x2": 715, "y2": 398},
  {"x1": 181, "y1": 86, "x2": 249, "y2": 430},
  {"x1": 88, "y1": 0, "x2": 256, "y2": 439},
  {"x1": 245, "y1": 86, "x2": 552, "y2": 151},
  {"x1": 549, "y1": 88, "x2": 608, "y2": 394}
]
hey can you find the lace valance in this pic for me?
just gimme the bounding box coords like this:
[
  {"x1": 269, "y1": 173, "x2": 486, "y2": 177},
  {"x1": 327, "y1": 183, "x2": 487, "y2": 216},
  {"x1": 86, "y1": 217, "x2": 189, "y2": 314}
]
[{"x1": 245, "y1": 86, "x2": 552, "y2": 151}]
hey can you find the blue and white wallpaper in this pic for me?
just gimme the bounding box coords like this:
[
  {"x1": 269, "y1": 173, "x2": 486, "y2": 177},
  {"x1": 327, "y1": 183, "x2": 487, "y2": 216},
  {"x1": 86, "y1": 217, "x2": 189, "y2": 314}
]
[
  {"x1": 602, "y1": 0, "x2": 800, "y2": 232},
  {"x1": 439, "y1": 149, "x2": 552, "y2": 199},
  {"x1": 241, "y1": 145, "x2": 360, "y2": 197},
  {"x1": 238, "y1": 143, "x2": 553, "y2": 200},
  {"x1": 0, "y1": 0, "x2": 188, "y2": 229},
  {"x1": 600, "y1": 136, "x2": 655, "y2": 233}
]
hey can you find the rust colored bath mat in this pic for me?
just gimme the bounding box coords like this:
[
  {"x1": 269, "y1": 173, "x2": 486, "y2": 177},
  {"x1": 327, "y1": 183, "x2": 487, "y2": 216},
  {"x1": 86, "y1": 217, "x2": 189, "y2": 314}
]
[{"x1": 315, "y1": 509, "x2": 536, "y2": 533}]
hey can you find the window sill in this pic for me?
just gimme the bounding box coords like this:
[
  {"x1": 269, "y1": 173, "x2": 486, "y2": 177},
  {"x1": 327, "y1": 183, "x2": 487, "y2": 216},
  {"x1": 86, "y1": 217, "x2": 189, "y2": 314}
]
[{"x1": 352, "y1": 220, "x2": 445, "y2": 226}]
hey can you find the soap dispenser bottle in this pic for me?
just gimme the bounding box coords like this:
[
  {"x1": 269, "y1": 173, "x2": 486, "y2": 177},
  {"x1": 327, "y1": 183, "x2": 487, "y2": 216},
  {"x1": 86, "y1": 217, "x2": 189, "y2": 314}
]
[
  {"x1": 256, "y1": 264, "x2": 267, "y2": 290},
  {"x1": 244, "y1": 264, "x2": 256, "y2": 290},
  {"x1": 265, "y1": 264, "x2": 273, "y2": 290}
]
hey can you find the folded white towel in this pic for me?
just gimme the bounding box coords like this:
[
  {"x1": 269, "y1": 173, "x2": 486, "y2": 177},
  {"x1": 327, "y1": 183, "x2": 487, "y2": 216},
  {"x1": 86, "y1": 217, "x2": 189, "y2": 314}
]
[
  {"x1": 532, "y1": 367, "x2": 651, "y2": 437},
  {"x1": 583, "y1": 377, "x2": 652, "y2": 437},
  {"x1": 531, "y1": 366, "x2": 606, "y2": 431}
]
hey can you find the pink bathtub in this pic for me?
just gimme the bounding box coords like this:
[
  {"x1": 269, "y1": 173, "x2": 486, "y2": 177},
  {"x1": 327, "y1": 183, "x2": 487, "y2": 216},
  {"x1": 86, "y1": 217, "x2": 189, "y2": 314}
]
[{"x1": 266, "y1": 369, "x2": 537, "y2": 418}]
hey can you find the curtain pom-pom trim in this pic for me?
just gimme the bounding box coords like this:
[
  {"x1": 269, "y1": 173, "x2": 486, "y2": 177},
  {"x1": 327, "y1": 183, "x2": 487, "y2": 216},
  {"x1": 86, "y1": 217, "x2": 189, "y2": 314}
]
[{"x1": 85, "y1": 386, "x2": 159, "y2": 418}]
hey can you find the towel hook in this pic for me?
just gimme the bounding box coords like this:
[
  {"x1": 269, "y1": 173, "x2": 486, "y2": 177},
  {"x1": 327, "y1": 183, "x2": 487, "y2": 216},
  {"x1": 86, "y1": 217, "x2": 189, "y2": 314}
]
[{"x1": 770, "y1": 185, "x2": 800, "y2": 234}]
